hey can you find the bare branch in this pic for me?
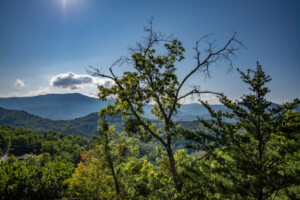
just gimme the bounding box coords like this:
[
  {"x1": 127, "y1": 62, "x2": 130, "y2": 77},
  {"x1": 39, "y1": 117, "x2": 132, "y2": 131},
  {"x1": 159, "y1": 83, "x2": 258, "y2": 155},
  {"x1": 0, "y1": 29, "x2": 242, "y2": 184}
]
[
  {"x1": 87, "y1": 56, "x2": 126, "y2": 80},
  {"x1": 167, "y1": 32, "x2": 243, "y2": 122},
  {"x1": 87, "y1": 66, "x2": 114, "y2": 80},
  {"x1": 128, "y1": 18, "x2": 173, "y2": 57}
]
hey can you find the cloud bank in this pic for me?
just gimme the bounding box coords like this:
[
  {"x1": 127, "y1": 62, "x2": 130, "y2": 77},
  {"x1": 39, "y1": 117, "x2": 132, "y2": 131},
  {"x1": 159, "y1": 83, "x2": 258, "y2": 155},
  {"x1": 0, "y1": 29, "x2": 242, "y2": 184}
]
[{"x1": 50, "y1": 72, "x2": 113, "y2": 90}]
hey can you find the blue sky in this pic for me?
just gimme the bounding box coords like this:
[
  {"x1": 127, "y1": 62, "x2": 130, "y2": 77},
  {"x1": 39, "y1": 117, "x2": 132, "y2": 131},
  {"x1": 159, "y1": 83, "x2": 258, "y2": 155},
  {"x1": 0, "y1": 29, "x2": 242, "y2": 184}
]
[{"x1": 0, "y1": 0, "x2": 299, "y2": 103}]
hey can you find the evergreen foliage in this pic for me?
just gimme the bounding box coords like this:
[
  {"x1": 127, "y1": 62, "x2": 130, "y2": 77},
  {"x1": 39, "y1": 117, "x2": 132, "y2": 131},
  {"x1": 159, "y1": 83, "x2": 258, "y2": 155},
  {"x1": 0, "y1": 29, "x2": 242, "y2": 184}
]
[{"x1": 185, "y1": 63, "x2": 300, "y2": 199}]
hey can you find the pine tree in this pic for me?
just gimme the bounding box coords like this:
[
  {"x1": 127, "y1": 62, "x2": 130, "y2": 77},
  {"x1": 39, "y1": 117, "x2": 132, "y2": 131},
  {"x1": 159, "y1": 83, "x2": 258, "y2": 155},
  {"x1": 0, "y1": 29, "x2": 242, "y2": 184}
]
[{"x1": 186, "y1": 62, "x2": 300, "y2": 199}]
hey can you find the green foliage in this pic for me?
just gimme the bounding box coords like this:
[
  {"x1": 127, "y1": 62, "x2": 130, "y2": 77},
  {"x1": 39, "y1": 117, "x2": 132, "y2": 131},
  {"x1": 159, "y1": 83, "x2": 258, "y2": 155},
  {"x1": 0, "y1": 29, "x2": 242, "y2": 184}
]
[
  {"x1": 65, "y1": 124, "x2": 140, "y2": 199},
  {"x1": 0, "y1": 157, "x2": 74, "y2": 200},
  {"x1": 95, "y1": 24, "x2": 186, "y2": 192},
  {"x1": 11, "y1": 135, "x2": 29, "y2": 156},
  {"x1": 0, "y1": 131, "x2": 9, "y2": 156},
  {"x1": 92, "y1": 19, "x2": 241, "y2": 194},
  {"x1": 0, "y1": 125, "x2": 89, "y2": 164},
  {"x1": 186, "y1": 62, "x2": 300, "y2": 199},
  {"x1": 0, "y1": 126, "x2": 88, "y2": 199},
  {"x1": 37, "y1": 152, "x2": 50, "y2": 166},
  {"x1": 1, "y1": 63, "x2": 298, "y2": 199},
  {"x1": 1, "y1": 18, "x2": 297, "y2": 198},
  {"x1": 6, "y1": 155, "x2": 18, "y2": 164}
]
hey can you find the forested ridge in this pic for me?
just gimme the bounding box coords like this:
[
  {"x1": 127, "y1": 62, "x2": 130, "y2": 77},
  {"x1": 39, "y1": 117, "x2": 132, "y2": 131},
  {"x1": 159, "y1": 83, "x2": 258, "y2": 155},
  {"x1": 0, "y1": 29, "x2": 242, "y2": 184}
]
[
  {"x1": 0, "y1": 107, "x2": 205, "y2": 138},
  {"x1": 0, "y1": 108, "x2": 124, "y2": 137}
]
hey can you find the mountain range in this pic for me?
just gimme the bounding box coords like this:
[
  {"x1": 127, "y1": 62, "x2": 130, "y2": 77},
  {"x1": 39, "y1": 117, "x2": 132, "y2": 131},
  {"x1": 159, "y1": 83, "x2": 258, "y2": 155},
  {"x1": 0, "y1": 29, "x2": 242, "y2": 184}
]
[
  {"x1": 0, "y1": 93, "x2": 298, "y2": 137},
  {"x1": 0, "y1": 107, "x2": 122, "y2": 137},
  {"x1": 0, "y1": 107, "x2": 203, "y2": 138},
  {"x1": 0, "y1": 93, "x2": 231, "y2": 121},
  {"x1": 0, "y1": 93, "x2": 113, "y2": 120}
]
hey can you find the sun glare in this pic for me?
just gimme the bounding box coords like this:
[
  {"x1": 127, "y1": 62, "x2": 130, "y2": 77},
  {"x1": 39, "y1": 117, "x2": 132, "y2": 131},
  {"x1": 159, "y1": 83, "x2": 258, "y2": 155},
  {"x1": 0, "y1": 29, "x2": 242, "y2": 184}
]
[
  {"x1": 62, "y1": 0, "x2": 67, "y2": 13},
  {"x1": 60, "y1": 0, "x2": 85, "y2": 15}
]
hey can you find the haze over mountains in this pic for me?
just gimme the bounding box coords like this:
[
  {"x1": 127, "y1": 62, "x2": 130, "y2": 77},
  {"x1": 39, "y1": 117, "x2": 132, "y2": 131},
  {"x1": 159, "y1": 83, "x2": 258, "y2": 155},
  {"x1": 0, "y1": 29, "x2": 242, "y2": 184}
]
[
  {"x1": 0, "y1": 93, "x2": 299, "y2": 137},
  {"x1": 0, "y1": 93, "x2": 230, "y2": 121},
  {"x1": 0, "y1": 107, "x2": 202, "y2": 138},
  {"x1": 1, "y1": 93, "x2": 297, "y2": 122},
  {"x1": 0, "y1": 93, "x2": 113, "y2": 120}
]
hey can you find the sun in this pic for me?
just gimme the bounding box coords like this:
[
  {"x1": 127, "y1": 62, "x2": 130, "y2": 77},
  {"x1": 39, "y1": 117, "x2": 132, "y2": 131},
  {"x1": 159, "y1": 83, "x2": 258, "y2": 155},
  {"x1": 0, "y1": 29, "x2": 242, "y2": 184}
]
[
  {"x1": 62, "y1": 0, "x2": 67, "y2": 12},
  {"x1": 60, "y1": 0, "x2": 84, "y2": 14}
]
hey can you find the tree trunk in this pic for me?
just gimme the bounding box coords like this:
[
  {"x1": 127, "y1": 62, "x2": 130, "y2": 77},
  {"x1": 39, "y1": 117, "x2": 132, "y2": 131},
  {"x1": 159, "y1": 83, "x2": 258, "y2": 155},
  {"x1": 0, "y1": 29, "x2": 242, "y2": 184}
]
[
  {"x1": 106, "y1": 152, "x2": 121, "y2": 199},
  {"x1": 104, "y1": 136, "x2": 121, "y2": 199},
  {"x1": 165, "y1": 144, "x2": 183, "y2": 193}
]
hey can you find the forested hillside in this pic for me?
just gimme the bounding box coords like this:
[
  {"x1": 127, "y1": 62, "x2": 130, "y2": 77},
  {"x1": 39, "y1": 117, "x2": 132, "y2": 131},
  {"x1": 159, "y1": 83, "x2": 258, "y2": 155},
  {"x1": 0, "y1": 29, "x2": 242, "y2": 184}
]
[
  {"x1": 0, "y1": 107, "x2": 204, "y2": 138},
  {"x1": 0, "y1": 107, "x2": 123, "y2": 137},
  {"x1": 0, "y1": 125, "x2": 89, "y2": 163},
  {"x1": 0, "y1": 125, "x2": 90, "y2": 199}
]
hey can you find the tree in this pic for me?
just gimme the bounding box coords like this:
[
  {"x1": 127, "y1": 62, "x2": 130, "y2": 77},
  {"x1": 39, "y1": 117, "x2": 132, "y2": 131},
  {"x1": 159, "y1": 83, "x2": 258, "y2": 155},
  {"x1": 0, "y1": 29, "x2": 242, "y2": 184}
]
[
  {"x1": 37, "y1": 152, "x2": 50, "y2": 166},
  {"x1": 186, "y1": 63, "x2": 300, "y2": 199},
  {"x1": 40, "y1": 157, "x2": 74, "y2": 199},
  {"x1": 97, "y1": 120, "x2": 122, "y2": 198},
  {"x1": 65, "y1": 121, "x2": 140, "y2": 199},
  {"x1": 0, "y1": 156, "x2": 74, "y2": 200},
  {"x1": 90, "y1": 19, "x2": 242, "y2": 193},
  {"x1": 11, "y1": 135, "x2": 29, "y2": 156}
]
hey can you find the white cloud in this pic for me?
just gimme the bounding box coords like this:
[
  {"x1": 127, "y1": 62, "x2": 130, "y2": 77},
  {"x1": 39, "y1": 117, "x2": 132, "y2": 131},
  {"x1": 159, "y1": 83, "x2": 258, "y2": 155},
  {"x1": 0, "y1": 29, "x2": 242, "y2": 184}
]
[
  {"x1": 179, "y1": 93, "x2": 221, "y2": 104},
  {"x1": 92, "y1": 77, "x2": 114, "y2": 88},
  {"x1": 15, "y1": 79, "x2": 25, "y2": 87},
  {"x1": 199, "y1": 93, "x2": 221, "y2": 104},
  {"x1": 50, "y1": 72, "x2": 113, "y2": 90}
]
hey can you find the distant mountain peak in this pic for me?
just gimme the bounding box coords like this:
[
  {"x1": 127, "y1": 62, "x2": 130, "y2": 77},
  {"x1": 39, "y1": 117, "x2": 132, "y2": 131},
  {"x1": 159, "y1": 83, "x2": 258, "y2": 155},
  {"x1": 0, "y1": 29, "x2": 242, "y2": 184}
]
[{"x1": 0, "y1": 93, "x2": 109, "y2": 120}]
